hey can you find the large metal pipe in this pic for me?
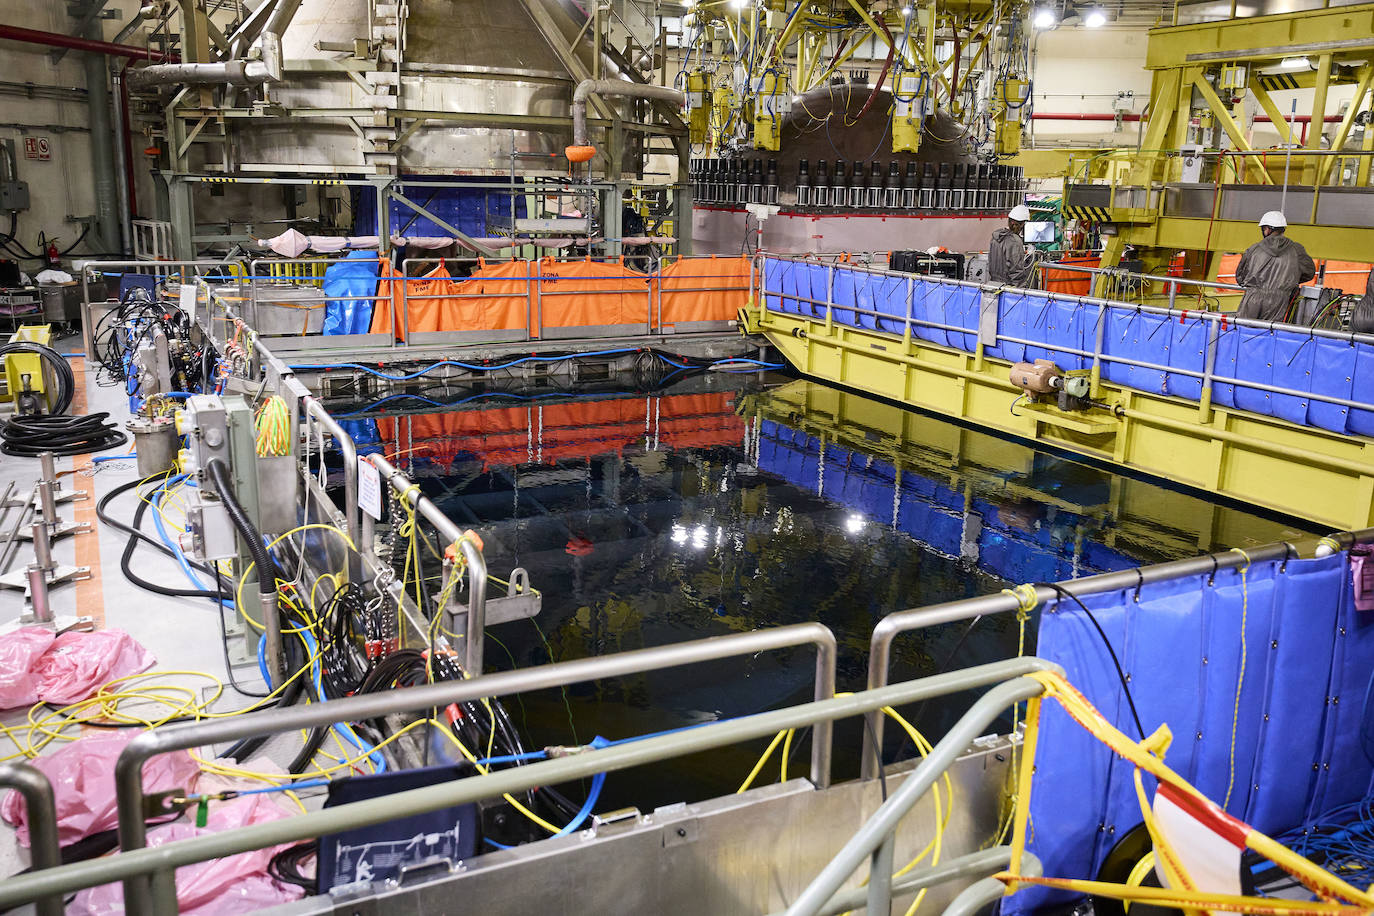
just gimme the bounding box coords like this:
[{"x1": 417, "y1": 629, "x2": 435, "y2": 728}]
[
  {"x1": 125, "y1": 59, "x2": 271, "y2": 89},
  {"x1": 0, "y1": 24, "x2": 174, "y2": 61},
  {"x1": 129, "y1": 0, "x2": 302, "y2": 88},
  {"x1": 110, "y1": 64, "x2": 133, "y2": 255},
  {"x1": 568, "y1": 78, "x2": 685, "y2": 153},
  {"x1": 83, "y1": 20, "x2": 120, "y2": 254}
]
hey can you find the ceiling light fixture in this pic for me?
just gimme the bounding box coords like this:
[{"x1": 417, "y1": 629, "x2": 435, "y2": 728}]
[
  {"x1": 1083, "y1": 6, "x2": 1107, "y2": 26},
  {"x1": 1032, "y1": 6, "x2": 1058, "y2": 28},
  {"x1": 1279, "y1": 56, "x2": 1311, "y2": 70}
]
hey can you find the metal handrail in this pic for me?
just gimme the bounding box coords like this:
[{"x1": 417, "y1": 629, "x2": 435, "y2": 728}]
[
  {"x1": 0, "y1": 763, "x2": 61, "y2": 916},
  {"x1": 78, "y1": 258, "x2": 242, "y2": 363},
  {"x1": 772, "y1": 847, "x2": 1043, "y2": 916},
  {"x1": 109, "y1": 622, "x2": 840, "y2": 912},
  {"x1": 784, "y1": 675, "x2": 1055, "y2": 916},
  {"x1": 302, "y1": 395, "x2": 359, "y2": 544},
  {"x1": 859, "y1": 527, "x2": 1374, "y2": 778},
  {"x1": 367, "y1": 452, "x2": 488, "y2": 674}
]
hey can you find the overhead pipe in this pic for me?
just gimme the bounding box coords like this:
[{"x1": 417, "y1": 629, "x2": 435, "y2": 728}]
[
  {"x1": 125, "y1": 59, "x2": 270, "y2": 89},
  {"x1": 1031, "y1": 112, "x2": 1342, "y2": 123},
  {"x1": 126, "y1": 0, "x2": 303, "y2": 88},
  {"x1": 566, "y1": 78, "x2": 685, "y2": 162},
  {"x1": 0, "y1": 24, "x2": 175, "y2": 61}
]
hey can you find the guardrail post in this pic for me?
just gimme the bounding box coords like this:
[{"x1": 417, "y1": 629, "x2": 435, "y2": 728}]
[
  {"x1": 1199, "y1": 315, "x2": 1220, "y2": 422},
  {"x1": 868, "y1": 833, "x2": 896, "y2": 916},
  {"x1": 1089, "y1": 301, "x2": 1107, "y2": 399},
  {"x1": 0, "y1": 763, "x2": 61, "y2": 916}
]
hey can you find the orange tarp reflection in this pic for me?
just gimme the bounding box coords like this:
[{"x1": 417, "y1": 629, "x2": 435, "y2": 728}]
[{"x1": 375, "y1": 392, "x2": 745, "y2": 470}]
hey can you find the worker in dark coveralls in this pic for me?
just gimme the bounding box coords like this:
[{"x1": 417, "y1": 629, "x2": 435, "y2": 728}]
[
  {"x1": 1235, "y1": 211, "x2": 1315, "y2": 323},
  {"x1": 989, "y1": 204, "x2": 1035, "y2": 287}
]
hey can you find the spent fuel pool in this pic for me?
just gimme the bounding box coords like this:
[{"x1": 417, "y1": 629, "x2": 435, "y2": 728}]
[{"x1": 332, "y1": 370, "x2": 1316, "y2": 812}]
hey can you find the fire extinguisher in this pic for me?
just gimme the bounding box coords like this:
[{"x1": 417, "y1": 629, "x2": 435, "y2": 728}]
[{"x1": 45, "y1": 238, "x2": 60, "y2": 269}]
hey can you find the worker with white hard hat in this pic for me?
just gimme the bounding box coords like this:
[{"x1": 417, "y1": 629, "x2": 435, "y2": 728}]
[
  {"x1": 988, "y1": 204, "x2": 1035, "y2": 287},
  {"x1": 1234, "y1": 210, "x2": 1315, "y2": 323}
]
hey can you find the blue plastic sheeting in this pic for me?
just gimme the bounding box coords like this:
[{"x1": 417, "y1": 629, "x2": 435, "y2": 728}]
[
  {"x1": 354, "y1": 178, "x2": 524, "y2": 238},
  {"x1": 1165, "y1": 317, "x2": 1208, "y2": 401},
  {"x1": 1010, "y1": 553, "x2": 1371, "y2": 915},
  {"x1": 753, "y1": 421, "x2": 1139, "y2": 582},
  {"x1": 759, "y1": 257, "x2": 1374, "y2": 440},
  {"x1": 321, "y1": 250, "x2": 381, "y2": 335}
]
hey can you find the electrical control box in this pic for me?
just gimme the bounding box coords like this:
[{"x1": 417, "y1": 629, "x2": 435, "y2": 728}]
[
  {"x1": 0, "y1": 181, "x2": 29, "y2": 212},
  {"x1": 185, "y1": 498, "x2": 237, "y2": 561},
  {"x1": 178, "y1": 395, "x2": 231, "y2": 484}
]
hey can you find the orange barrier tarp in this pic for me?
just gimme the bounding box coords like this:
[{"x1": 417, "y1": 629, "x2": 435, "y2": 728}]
[
  {"x1": 537, "y1": 259, "x2": 651, "y2": 330},
  {"x1": 658, "y1": 255, "x2": 750, "y2": 326},
  {"x1": 370, "y1": 258, "x2": 455, "y2": 338},
  {"x1": 1042, "y1": 256, "x2": 1100, "y2": 295},
  {"x1": 450, "y1": 260, "x2": 533, "y2": 332}
]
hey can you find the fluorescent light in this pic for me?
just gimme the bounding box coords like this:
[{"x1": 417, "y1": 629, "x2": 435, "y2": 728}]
[
  {"x1": 901, "y1": 5, "x2": 913, "y2": 15},
  {"x1": 1032, "y1": 6, "x2": 1058, "y2": 28},
  {"x1": 732, "y1": 0, "x2": 747, "y2": 8},
  {"x1": 1083, "y1": 6, "x2": 1106, "y2": 26},
  {"x1": 1280, "y1": 56, "x2": 1310, "y2": 70}
]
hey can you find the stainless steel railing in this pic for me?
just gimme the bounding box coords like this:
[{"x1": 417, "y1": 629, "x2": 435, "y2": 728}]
[
  {"x1": 107, "y1": 622, "x2": 837, "y2": 912},
  {"x1": 784, "y1": 675, "x2": 1055, "y2": 916},
  {"x1": 0, "y1": 653, "x2": 1060, "y2": 916},
  {"x1": 0, "y1": 763, "x2": 61, "y2": 916}
]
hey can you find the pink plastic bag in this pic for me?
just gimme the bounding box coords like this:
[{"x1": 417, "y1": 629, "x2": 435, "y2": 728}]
[
  {"x1": 0, "y1": 627, "x2": 57, "y2": 709},
  {"x1": 68, "y1": 794, "x2": 303, "y2": 914},
  {"x1": 0, "y1": 732, "x2": 198, "y2": 847},
  {"x1": 31, "y1": 629, "x2": 155, "y2": 706}
]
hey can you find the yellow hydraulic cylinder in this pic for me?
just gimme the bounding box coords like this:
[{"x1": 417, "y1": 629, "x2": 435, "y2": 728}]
[
  {"x1": 687, "y1": 70, "x2": 710, "y2": 145},
  {"x1": 752, "y1": 71, "x2": 788, "y2": 151}
]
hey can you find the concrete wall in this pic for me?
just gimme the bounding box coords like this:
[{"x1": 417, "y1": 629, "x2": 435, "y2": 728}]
[{"x1": 0, "y1": 0, "x2": 138, "y2": 262}]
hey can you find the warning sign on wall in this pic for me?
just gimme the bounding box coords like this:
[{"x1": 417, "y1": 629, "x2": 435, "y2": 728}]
[{"x1": 23, "y1": 137, "x2": 50, "y2": 161}]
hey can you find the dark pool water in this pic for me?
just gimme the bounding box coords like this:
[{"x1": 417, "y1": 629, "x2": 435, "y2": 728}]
[{"x1": 339, "y1": 370, "x2": 1317, "y2": 811}]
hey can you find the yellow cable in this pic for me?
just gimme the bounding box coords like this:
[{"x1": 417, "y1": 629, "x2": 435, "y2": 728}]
[{"x1": 737, "y1": 729, "x2": 788, "y2": 793}]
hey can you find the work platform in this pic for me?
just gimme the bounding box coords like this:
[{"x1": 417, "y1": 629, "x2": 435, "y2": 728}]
[{"x1": 749, "y1": 255, "x2": 1374, "y2": 529}]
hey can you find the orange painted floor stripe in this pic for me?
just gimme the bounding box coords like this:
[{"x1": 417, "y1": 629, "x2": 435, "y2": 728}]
[{"x1": 66, "y1": 357, "x2": 105, "y2": 628}]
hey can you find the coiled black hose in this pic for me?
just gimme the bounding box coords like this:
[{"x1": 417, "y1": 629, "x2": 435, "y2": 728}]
[
  {"x1": 0, "y1": 341, "x2": 75, "y2": 414},
  {"x1": 0, "y1": 413, "x2": 127, "y2": 457}
]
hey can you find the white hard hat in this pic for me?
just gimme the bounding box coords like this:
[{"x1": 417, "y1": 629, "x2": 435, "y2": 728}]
[
  {"x1": 1258, "y1": 210, "x2": 1287, "y2": 228},
  {"x1": 1009, "y1": 205, "x2": 1031, "y2": 221}
]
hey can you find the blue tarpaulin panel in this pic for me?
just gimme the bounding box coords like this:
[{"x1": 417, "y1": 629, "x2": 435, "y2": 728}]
[
  {"x1": 1102, "y1": 309, "x2": 1171, "y2": 394},
  {"x1": 1232, "y1": 329, "x2": 1279, "y2": 419},
  {"x1": 1010, "y1": 555, "x2": 1371, "y2": 915},
  {"x1": 987, "y1": 291, "x2": 1036, "y2": 363},
  {"x1": 1308, "y1": 336, "x2": 1357, "y2": 435},
  {"x1": 321, "y1": 250, "x2": 381, "y2": 335},
  {"x1": 1346, "y1": 344, "x2": 1374, "y2": 436},
  {"x1": 911, "y1": 279, "x2": 953, "y2": 348},
  {"x1": 1164, "y1": 317, "x2": 1208, "y2": 401}
]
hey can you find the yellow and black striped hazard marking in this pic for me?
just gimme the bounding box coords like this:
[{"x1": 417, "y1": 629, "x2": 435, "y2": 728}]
[
  {"x1": 202, "y1": 176, "x2": 238, "y2": 183},
  {"x1": 1063, "y1": 205, "x2": 1111, "y2": 222},
  {"x1": 311, "y1": 179, "x2": 345, "y2": 185},
  {"x1": 1259, "y1": 72, "x2": 1300, "y2": 91}
]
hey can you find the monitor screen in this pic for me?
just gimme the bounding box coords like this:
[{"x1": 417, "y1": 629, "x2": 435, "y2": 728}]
[{"x1": 1024, "y1": 221, "x2": 1055, "y2": 243}]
